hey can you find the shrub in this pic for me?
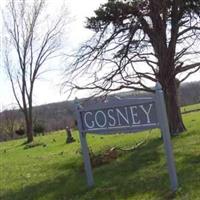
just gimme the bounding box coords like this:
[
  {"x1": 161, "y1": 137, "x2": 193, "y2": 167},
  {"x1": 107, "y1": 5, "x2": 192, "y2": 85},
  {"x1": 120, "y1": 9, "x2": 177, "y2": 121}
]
[
  {"x1": 15, "y1": 128, "x2": 25, "y2": 136},
  {"x1": 33, "y1": 123, "x2": 45, "y2": 136}
]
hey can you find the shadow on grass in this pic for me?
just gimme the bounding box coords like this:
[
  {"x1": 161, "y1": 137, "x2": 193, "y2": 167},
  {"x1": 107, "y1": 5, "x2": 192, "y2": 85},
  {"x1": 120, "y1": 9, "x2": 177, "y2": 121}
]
[
  {"x1": 178, "y1": 153, "x2": 200, "y2": 183},
  {"x1": 0, "y1": 160, "x2": 89, "y2": 200},
  {"x1": 1, "y1": 137, "x2": 199, "y2": 200}
]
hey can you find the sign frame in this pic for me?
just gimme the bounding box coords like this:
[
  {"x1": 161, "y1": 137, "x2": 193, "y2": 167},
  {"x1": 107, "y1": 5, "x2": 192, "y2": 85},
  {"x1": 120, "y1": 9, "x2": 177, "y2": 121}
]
[{"x1": 75, "y1": 82, "x2": 178, "y2": 191}]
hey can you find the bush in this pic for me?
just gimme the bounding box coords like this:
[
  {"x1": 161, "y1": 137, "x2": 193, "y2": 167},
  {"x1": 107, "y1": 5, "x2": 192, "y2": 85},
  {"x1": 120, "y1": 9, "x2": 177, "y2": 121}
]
[
  {"x1": 33, "y1": 123, "x2": 45, "y2": 136},
  {"x1": 15, "y1": 128, "x2": 25, "y2": 136}
]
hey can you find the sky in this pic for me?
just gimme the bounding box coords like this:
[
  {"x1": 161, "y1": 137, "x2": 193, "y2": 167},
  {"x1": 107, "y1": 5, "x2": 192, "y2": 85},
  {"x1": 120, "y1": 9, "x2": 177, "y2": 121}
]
[
  {"x1": 0, "y1": 0, "x2": 107, "y2": 110},
  {"x1": 0, "y1": 0, "x2": 199, "y2": 111}
]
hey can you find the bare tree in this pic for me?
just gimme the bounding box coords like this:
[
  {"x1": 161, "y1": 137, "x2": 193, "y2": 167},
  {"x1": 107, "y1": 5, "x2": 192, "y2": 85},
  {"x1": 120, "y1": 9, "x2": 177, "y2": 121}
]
[
  {"x1": 66, "y1": 0, "x2": 200, "y2": 135},
  {"x1": 4, "y1": 0, "x2": 66, "y2": 143}
]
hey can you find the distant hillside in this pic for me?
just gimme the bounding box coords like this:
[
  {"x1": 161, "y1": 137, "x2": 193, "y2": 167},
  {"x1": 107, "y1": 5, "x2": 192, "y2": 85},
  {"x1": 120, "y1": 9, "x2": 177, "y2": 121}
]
[
  {"x1": 0, "y1": 81, "x2": 199, "y2": 141},
  {"x1": 179, "y1": 81, "x2": 200, "y2": 105},
  {"x1": 33, "y1": 101, "x2": 76, "y2": 131}
]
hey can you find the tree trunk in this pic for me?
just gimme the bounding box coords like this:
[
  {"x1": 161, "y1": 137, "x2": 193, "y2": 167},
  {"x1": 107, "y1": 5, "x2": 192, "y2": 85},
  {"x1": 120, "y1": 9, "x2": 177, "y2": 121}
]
[
  {"x1": 66, "y1": 126, "x2": 75, "y2": 144},
  {"x1": 25, "y1": 116, "x2": 34, "y2": 143},
  {"x1": 162, "y1": 79, "x2": 186, "y2": 135}
]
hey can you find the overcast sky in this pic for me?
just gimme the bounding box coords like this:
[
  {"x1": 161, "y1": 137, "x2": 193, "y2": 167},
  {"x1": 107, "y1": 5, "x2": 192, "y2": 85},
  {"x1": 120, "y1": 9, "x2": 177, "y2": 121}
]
[{"x1": 0, "y1": 0, "x2": 199, "y2": 111}]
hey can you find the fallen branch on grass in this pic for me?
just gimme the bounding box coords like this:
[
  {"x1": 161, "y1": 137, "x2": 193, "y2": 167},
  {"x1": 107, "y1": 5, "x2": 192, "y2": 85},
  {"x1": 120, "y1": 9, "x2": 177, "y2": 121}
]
[
  {"x1": 80, "y1": 140, "x2": 146, "y2": 169},
  {"x1": 116, "y1": 140, "x2": 146, "y2": 152}
]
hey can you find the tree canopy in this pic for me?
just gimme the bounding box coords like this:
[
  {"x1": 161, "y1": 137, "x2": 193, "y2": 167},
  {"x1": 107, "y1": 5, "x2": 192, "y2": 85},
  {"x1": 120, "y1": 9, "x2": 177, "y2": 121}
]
[
  {"x1": 66, "y1": 0, "x2": 200, "y2": 134},
  {"x1": 67, "y1": 0, "x2": 200, "y2": 93}
]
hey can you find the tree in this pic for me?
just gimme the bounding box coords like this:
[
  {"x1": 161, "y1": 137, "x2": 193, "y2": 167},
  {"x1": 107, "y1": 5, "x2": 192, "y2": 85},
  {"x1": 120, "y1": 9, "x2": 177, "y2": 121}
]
[
  {"x1": 4, "y1": 0, "x2": 66, "y2": 143},
  {"x1": 66, "y1": 0, "x2": 200, "y2": 135},
  {"x1": 1, "y1": 107, "x2": 18, "y2": 138}
]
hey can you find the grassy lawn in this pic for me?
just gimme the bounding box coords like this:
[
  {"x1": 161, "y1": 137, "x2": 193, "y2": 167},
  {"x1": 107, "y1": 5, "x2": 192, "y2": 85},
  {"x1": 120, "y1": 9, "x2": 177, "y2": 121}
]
[
  {"x1": 0, "y1": 104, "x2": 200, "y2": 200},
  {"x1": 181, "y1": 103, "x2": 200, "y2": 113}
]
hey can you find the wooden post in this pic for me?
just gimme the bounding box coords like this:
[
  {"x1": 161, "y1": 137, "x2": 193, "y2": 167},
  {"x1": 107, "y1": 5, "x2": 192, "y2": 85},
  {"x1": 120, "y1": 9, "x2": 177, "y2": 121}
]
[
  {"x1": 155, "y1": 82, "x2": 178, "y2": 191},
  {"x1": 75, "y1": 98, "x2": 94, "y2": 187}
]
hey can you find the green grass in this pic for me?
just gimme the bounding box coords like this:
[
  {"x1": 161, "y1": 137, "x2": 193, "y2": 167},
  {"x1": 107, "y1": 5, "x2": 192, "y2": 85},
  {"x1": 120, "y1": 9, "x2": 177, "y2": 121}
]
[
  {"x1": 181, "y1": 103, "x2": 200, "y2": 113},
  {"x1": 0, "y1": 104, "x2": 200, "y2": 200}
]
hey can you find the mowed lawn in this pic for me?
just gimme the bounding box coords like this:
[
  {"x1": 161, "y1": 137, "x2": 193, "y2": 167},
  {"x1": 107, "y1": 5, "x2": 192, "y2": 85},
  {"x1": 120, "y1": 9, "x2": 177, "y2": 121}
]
[{"x1": 0, "y1": 104, "x2": 200, "y2": 200}]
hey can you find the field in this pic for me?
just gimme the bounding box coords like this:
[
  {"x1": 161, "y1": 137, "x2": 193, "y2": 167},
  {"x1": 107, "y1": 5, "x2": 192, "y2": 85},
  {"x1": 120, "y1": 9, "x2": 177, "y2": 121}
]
[{"x1": 0, "y1": 104, "x2": 200, "y2": 200}]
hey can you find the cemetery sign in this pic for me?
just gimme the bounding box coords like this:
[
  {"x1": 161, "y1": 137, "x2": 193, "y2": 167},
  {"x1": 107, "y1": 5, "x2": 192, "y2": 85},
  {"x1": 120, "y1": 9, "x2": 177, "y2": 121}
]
[
  {"x1": 75, "y1": 82, "x2": 178, "y2": 191},
  {"x1": 80, "y1": 100, "x2": 158, "y2": 134}
]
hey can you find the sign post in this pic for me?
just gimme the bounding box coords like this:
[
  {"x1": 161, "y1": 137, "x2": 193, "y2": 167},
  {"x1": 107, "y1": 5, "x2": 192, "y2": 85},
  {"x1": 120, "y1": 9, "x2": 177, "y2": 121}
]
[
  {"x1": 75, "y1": 99, "x2": 94, "y2": 187},
  {"x1": 75, "y1": 82, "x2": 178, "y2": 191},
  {"x1": 155, "y1": 82, "x2": 178, "y2": 191}
]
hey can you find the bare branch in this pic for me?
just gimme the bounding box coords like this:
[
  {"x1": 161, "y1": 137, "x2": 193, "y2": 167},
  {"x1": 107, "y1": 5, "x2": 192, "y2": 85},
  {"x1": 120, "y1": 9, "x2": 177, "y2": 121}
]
[
  {"x1": 179, "y1": 66, "x2": 200, "y2": 83},
  {"x1": 176, "y1": 62, "x2": 200, "y2": 74}
]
